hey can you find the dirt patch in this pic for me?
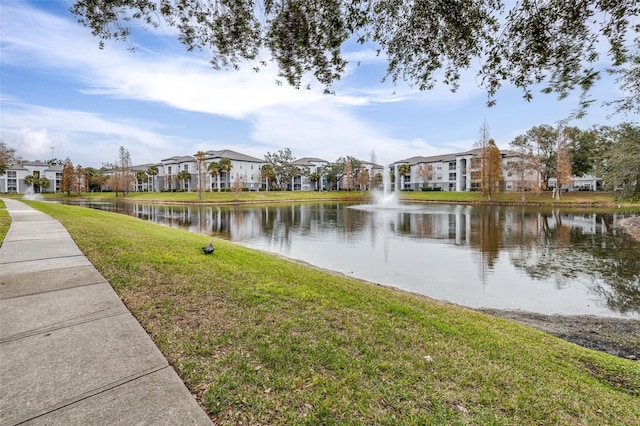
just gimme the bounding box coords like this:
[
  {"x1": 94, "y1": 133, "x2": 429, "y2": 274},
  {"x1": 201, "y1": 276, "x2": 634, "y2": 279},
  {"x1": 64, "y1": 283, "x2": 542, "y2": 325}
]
[
  {"x1": 618, "y1": 216, "x2": 640, "y2": 242},
  {"x1": 479, "y1": 309, "x2": 640, "y2": 361}
]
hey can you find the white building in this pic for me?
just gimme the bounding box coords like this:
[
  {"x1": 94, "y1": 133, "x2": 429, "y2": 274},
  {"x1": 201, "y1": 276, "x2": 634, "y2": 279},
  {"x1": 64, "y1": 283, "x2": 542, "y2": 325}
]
[
  {"x1": 392, "y1": 149, "x2": 599, "y2": 192},
  {"x1": 154, "y1": 149, "x2": 264, "y2": 192},
  {"x1": 291, "y1": 157, "x2": 330, "y2": 190},
  {"x1": 0, "y1": 161, "x2": 63, "y2": 194}
]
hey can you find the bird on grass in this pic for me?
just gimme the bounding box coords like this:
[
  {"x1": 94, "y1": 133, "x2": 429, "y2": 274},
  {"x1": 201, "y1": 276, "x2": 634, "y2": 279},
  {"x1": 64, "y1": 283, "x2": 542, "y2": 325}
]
[{"x1": 202, "y1": 241, "x2": 214, "y2": 255}]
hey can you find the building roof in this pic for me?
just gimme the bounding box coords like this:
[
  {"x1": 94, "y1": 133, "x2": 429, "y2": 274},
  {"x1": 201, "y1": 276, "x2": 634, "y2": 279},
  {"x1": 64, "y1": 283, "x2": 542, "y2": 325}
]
[
  {"x1": 203, "y1": 149, "x2": 263, "y2": 163},
  {"x1": 7, "y1": 161, "x2": 64, "y2": 172},
  {"x1": 160, "y1": 155, "x2": 195, "y2": 164},
  {"x1": 292, "y1": 157, "x2": 329, "y2": 166},
  {"x1": 19, "y1": 161, "x2": 53, "y2": 168},
  {"x1": 394, "y1": 147, "x2": 515, "y2": 166}
]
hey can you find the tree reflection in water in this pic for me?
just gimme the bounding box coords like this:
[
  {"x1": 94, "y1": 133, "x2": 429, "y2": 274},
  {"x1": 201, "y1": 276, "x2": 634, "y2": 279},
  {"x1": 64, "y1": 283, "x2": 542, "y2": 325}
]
[{"x1": 505, "y1": 209, "x2": 640, "y2": 313}]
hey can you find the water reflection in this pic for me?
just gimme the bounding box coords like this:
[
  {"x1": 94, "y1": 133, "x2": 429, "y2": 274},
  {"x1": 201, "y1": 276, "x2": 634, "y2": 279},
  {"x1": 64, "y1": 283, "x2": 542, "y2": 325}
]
[{"x1": 69, "y1": 200, "x2": 640, "y2": 318}]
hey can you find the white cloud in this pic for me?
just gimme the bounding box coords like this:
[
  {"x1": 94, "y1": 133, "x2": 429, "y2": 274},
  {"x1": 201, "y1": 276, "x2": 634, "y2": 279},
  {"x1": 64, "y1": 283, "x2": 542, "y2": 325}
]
[
  {"x1": 248, "y1": 100, "x2": 456, "y2": 164},
  {"x1": 2, "y1": 102, "x2": 181, "y2": 166},
  {"x1": 20, "y1": 129, "x2": 55, "y2": 159}
]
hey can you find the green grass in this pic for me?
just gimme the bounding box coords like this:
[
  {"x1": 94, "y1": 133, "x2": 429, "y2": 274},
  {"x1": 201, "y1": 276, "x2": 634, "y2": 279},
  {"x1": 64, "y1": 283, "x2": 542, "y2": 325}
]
[
  {"x1": 24, "y1": 201, "x2": 640, "y2": 424},
  {"x1": 45, "y1": 190, "x2": 369, "y2": 204},
  {"x1": 41, "y1": 189, "x2": 637, "y2": 207},
  {"x1": 400, "y1": 190, "x2": 625, "y2": 205},
  {"x1": 0, "y1": 200, "x2": 9, "y2": 244}
]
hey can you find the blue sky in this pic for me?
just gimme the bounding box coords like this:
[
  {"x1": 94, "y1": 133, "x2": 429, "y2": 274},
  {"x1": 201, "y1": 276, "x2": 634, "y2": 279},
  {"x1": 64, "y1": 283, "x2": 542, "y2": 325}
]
[{"x1": 0, "y1": 0, "x2": 633, "y2": 168}]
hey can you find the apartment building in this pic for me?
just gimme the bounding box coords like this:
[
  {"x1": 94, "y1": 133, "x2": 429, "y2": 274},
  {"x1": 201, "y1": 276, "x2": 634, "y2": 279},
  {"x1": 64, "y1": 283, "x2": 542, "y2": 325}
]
[
  {"x1": 155, "y1": 150, "x2": 265, "y2": 192},
  {"x1": 391, "y1": 149, "x2": 599, "y2": 192},
  {"x1": 3, "y1": 148, "x2": 599, "y2": 194},
  {"x1": 0, "y1": 161, "x2": 63, "y2": 194},
  {"x1": 291, "y1": 157, "x2": 329, "y2": 190}
]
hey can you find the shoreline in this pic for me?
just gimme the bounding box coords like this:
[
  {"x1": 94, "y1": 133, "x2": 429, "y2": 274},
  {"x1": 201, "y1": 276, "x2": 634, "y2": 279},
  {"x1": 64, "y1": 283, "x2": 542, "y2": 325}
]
[
  {"x1": 478, "y1": 309, "x2": 639, "y2": 361},
  {"x1": 277, "y1": 254, "x2": 640, "y2": 361}
]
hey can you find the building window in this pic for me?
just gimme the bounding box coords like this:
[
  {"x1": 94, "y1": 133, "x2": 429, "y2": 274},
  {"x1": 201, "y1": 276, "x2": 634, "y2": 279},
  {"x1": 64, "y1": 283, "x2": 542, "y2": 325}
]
[
  {"x1": 7, "y1": 171, "x2": 17, "y2": 192},
  {"x1": 449, "y1": 161, "x2": 456, "y2": 170},
  {"x1": 449, "y1": 172, "x2": 456, "y2": 181},
  {"x1": 183, "y1": 165, "x2": 188, "y2": 171}
]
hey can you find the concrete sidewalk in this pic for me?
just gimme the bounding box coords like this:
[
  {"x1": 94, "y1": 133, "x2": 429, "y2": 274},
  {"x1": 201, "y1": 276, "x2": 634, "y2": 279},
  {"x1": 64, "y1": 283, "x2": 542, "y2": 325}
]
[{"x1": 0, "y1": 199, "x2": 212, "y2": 425}]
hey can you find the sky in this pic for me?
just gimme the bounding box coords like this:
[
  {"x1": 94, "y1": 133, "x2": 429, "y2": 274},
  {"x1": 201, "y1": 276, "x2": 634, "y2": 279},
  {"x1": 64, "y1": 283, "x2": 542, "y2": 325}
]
[{"x1": 0, "y1": 0, "x2": 635, "y2": 169}]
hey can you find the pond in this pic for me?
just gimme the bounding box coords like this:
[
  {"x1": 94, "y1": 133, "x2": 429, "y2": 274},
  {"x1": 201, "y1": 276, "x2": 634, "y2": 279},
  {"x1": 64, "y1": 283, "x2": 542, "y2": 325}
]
[{"x1": 65, "y1": 200, "x2": 640, "y2": 319}]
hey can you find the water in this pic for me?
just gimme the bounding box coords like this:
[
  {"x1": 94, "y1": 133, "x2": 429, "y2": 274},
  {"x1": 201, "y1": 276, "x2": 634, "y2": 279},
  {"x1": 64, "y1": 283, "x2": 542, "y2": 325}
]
[{"x1": 62, "y1": 200, "x2": 640, "y2": 318}]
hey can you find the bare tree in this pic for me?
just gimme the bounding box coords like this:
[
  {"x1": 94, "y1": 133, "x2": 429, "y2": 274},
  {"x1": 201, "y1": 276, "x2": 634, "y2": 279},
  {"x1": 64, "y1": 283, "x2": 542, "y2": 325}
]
[
  {"x1": 60, "y1": 159, "x2": 75, "y2": 196},
  {"x1": 508, "y1": 135, "x2": 538, "y2": 202},
  {"x1": 554, "y1": 125, "x2": 574, "y2": 200},
  {"x1": 232, "y1": 175, "x2": 243, "y2": 200},
  {"x1": 343, "y1": 161, "x2": 354, "y2": 191},
  {"x1": 195, "y1": 151, "x2": 206, "y2": 200},
  {"x1": 417, "y1": 164, "x2": 434, "y2": 190},
  {"x1": 481, "y1": 139, "x2": 503, "y2": 201},
  {"x1": 73, "y1": 165, "x2": 86, "y2": 195},
  {"x1": 356, "y1": 169, "x2": 370, "y2": 192}
]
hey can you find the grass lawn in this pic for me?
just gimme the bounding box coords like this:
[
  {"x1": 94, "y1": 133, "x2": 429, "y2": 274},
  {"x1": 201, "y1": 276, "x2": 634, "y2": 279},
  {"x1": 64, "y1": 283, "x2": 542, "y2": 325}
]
[
  {"x1": 0, "y1": 200, "x2": 10, "y2": 243},
  {"x1": 38, "y1": 189, "x2": 634, "y2": 207},
  {"x1": 19, "y1": 201, "x2": 639, "y2": 425}
]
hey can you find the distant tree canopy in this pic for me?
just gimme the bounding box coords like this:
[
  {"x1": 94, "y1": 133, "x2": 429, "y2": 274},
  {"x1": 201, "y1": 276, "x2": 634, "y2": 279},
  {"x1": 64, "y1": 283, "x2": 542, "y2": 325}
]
[
  {"x1": 71, "y1": 1, "x2": 638, "y2": 106},
  {"x1": 0, "y1": 141, "x2": 16, "y2": 176},
  {"x1": 595, "y1": 123, "x2": 640, "y2": 199},
  {"x1": 264, "y1": 148, "x2": 297, "y2": 190}
]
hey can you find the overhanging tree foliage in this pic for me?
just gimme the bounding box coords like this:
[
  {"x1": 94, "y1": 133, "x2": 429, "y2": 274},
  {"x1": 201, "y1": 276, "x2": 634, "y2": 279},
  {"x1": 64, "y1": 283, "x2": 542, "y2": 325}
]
[
  {"x1": 607, "y1": 39, "x2": 640, "y2": 115},
  {"x1": 71, "y1": 0, "x2": 638, "y2": 104}
]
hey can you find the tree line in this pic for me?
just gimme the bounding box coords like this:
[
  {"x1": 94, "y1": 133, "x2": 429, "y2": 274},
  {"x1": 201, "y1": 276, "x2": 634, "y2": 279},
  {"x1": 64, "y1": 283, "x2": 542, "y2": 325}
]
[{"x1": 473, "y1": 121, "x2": 640, "y2": 201}]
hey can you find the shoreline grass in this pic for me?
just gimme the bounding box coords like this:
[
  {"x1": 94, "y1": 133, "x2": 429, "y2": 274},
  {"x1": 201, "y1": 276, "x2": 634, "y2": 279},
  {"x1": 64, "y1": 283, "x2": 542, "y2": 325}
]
[
  {"x1": 22, "y1": 200, "x2": 640, "y2": 424},
  {"x1": 0, "y1": 200, "x2": 10, "y2": 244},
  {"x1": 33, "y1": 189, "x2": 640, "y2": 208}
]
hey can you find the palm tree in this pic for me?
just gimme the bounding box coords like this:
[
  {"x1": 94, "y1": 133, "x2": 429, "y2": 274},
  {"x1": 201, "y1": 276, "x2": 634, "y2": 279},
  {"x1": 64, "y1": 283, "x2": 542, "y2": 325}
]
[
  {"x1": 39, "y1": 177, "x2": 50, "y2": 192},
  {"x1": 146, "y1": 165, "x2": 158, "y2": 192},
  {"x1": 218, "y1": 158, "x2": 233, "y2": 190},
  {"x1": 135, "y1": 169, "x2": 148, "y2": 192},
  {"x1": 309, "y1": 172, "x2": 320, "y2": 191},
  {"x1": 261, "y1": 164, "x2": 275, "y2": 191},
  {"x1": 208, "y1": 161, "x2": 220, "y2": 191},
  {"x1": 24, "y1": 174, "x2": 37, "y2": 192},
  {"x1": 397, "y1": 164, "x2": 411, "y2": 190},
  {"x1": 177, "y1": 169, "x2": 191, "y2": 191}
]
